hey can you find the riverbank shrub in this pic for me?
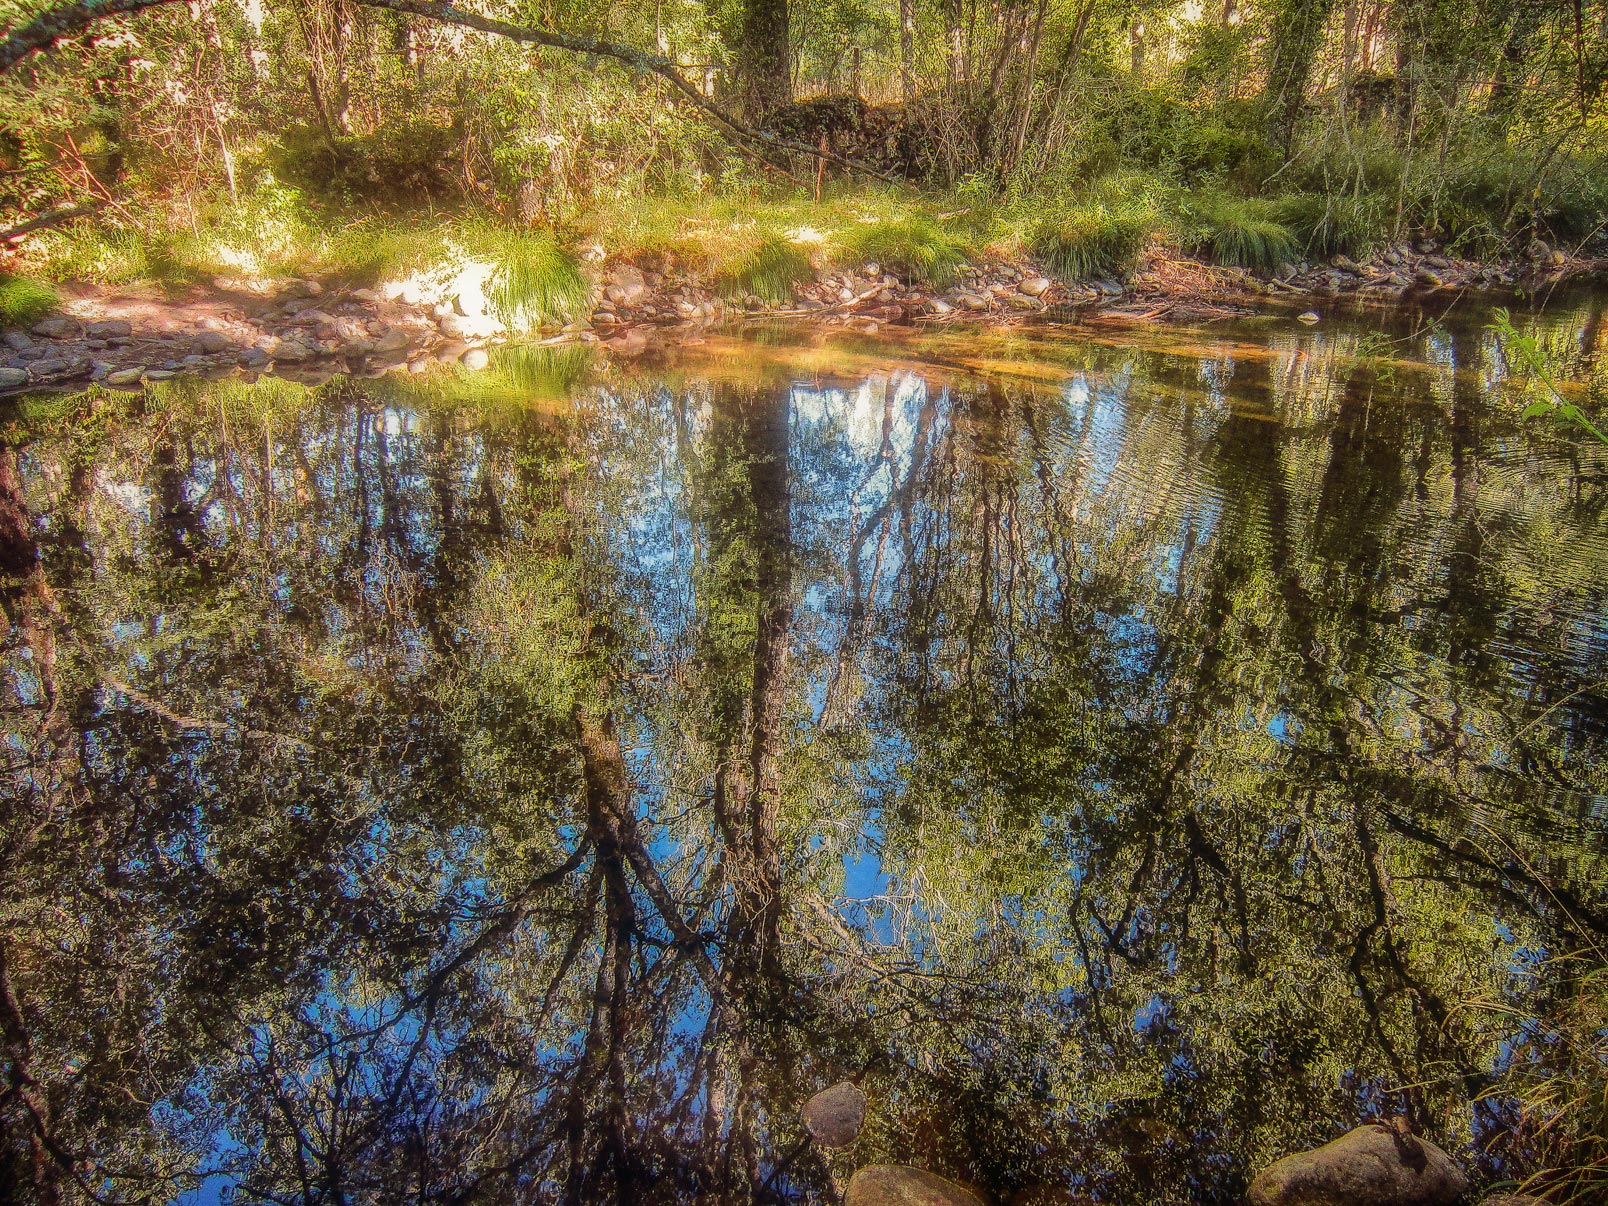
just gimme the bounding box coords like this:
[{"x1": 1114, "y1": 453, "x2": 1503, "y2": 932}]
[
  {"x1": 0, "y1": 275, "x2": 59, "y2": 327},
  {"x1": 718, "y1": 236, "x2": 814, "y2": 306},
  {"x1": 835, "y1": 216, "x2": 970, "y2": 286},
  {"x1": 1275, "y1": 193, "x2": 1385, "y2": 260},
  {"x1": 483, "y1": 231, "x2": 589, "y2": 328},
  {"x1": 1179, "y1": 193, "x2": 1298, "y2": 273},
  {"x1": 1031, "y1": 182, "x2": 1158, "y2": 280}
]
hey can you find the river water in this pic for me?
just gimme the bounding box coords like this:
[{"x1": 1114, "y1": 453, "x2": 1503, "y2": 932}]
[{"x1": 2, "y1": 290, "x2": 1607, "y2": 1203}]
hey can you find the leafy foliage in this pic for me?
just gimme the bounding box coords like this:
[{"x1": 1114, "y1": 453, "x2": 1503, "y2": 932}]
[{"x1": 1490, "y1": 308, "x2": 1608, "y2": 444}]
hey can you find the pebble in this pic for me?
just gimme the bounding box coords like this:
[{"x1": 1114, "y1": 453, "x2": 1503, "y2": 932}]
[
  {"x1": 3, "y1": 331, "x2": 33, "y2": 351},
  {"x1": 1019, "y1": 276, "x2": 1052, "y2": 297},
  {"x1": 193, "y1": 331, "x2": 232, "y2": 353},
  {"x1": 0, "y1": 366, "x2": 28, "y2": 388},
  {"x1": 86, "y1": 319, "x2": 133, "y2": 339},
  {"x1": 105, "y1": 367, "x2": 145, "y2": 386},
  {"x1": 1297, "y1": 311, "x2": 1320, "y2": 324}
]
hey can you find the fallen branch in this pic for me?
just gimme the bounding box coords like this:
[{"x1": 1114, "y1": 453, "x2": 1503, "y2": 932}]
[
  {"x1": 0, "y1": 201, "x2": 103, "y2": 244},
  {"x1": 0, "y1": 0, "x2": 900, "y2": 184}
]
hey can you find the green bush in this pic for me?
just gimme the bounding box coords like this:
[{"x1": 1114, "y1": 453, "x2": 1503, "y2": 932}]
[
  {"x1": 0, "y1": 275, "x2": 60, "y2": 327},
  {"x1": 1180, "y1": 192, "x2": 1298, "y2": 273},
  {"x1": 717, "y1": 236, "x2": 813, "y2": 306},
  {"x1": 1275, "y1": 192, "x2": 1387, "y2": 259},
  {"x1": 270, "y1": 120, "x2": 462, "y2": 205},
  {"x1": 1032, "y1": 183, "x2": 1158, "y2": 280},
  {"x1": 836, "y1": 216, "x2": 970, "y2": 286}
]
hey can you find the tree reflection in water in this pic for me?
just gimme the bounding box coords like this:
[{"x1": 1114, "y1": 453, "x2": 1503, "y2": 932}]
[{"x1": 2, "y1": 300, "x2": 1607, "y2": 1204}]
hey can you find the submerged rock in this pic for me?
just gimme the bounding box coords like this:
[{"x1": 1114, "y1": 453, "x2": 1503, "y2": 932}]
[
  {"x1": 802, "y1": 1081, "x2": 866, "y2": 1148},
  {"x1": 1249, "y1": 1123, "x2": 1468, "y2": 1206},
  {"x1": 845, "y1": 1165, "x2": 984, "y2": 1206}
]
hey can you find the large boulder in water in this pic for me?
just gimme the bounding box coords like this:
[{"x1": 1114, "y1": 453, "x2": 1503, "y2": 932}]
[
  {"x1": 1249, "y1": 1123, "x2": 1469, "y2": 1206},
  {"x1": 845, "y1": 1165, "x2": 983, "y2": 1206},
  {"x1": 802, "y1": 1081, "x2": 866, "y2": 1148}
]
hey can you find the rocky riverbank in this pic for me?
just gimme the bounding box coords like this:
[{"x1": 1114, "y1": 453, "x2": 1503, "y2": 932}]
[
  {"x1": 1, "y1": 239, "x2": 1599, "y2": 395},
  {"x1": 799, "y1": 1080, "x2": 1551, "y2": 1206}
]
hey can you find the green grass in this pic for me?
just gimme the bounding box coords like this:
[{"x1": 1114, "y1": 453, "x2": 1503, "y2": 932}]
[
  {"x1": 481, "y1": 231, "x2": 589, "y2": 329},
  {"x1": 717, "y1": 236, "x2": 814, "y2": 306},
  {"x1": 834, "y1": 216, "x2": 970, "y2": 286},
  {"x1": 1274, "y1": 192, "x2": 1386, "y2": 260},
  {"x1": 1179, "y1": 193, "x2": 1298, "y2": 273},
  {"x1": 0, "y1": 275, "x2": 60, "y2": 327},
  {"x1": 1031, "y1": 192, "x2": 1157, "y2": 280}
]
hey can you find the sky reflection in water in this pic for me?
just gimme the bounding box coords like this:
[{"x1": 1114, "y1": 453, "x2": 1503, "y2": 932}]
[{"x1": 3, "y1": 295, "x2": 1607, "y2": 1204}]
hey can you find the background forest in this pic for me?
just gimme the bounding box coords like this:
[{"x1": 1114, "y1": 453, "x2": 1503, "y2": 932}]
[{"x1": 3, "y1": 0, "x2": 1608, "y2": 303}]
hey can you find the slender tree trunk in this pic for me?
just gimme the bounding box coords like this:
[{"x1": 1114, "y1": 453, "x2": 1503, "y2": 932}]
[
  {"x1": 736, "y1": 0, "x2": 790, "y2": 119},
  {"x1": 899, "y1": 0, "x2": 915, "y2": 99}
]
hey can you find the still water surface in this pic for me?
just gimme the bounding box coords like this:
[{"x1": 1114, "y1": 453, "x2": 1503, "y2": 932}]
[{"x1": 3, "y1": 293, "x2": 1608, "y2": 1203}]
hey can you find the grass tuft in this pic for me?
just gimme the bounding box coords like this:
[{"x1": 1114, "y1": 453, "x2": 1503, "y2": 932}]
[
  {"x1": 483, "y1": 231, "x2": 589, "y2": 330},
  {"x1": 1032, "y1": 191, "x2": 1157, "y2": 280},
  {"x1": 0, "y1": 275, "x2": 60, "y2": 327},
  {"x1": 1180, "y1": 193, "x2": 1298, "y2": 273},
  {"x1": 835, "y1": 216, "x2": 970, "y2": 286},
  {"x1": 717, "y1": 236, "x2": 814, "y2": 306},
  {"x1": 1275, "y1": 192, "x2": 1386, "y2": 260}
]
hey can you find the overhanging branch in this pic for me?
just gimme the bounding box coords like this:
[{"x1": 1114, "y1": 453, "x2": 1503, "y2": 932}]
[{"x1": 0, "y1": 0, "x2": 900, "y2": 183}]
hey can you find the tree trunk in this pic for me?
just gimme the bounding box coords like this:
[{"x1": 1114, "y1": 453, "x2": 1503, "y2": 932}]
[
  {"x1": 899, "y1": 0, "x2": 915, "y2": 99},
  {"x1": 736, "y1": 0, "x2": 790, "y2": 120}
]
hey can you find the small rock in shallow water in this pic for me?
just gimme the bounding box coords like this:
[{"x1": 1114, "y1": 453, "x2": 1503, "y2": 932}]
[
  {"x1": 105, "y1": 367, "x2": 145, "y2": 386},
  {"x1": 0, "y1": 367, "x2": 28, "y2": 389},
  {"x1": 3, "y1": 331, "x2": 34, "y2": 351},
  {"x1": 1019, "y1": 276, "x2": 1052, "y2": 297},
  {"x1": 193, "y1": 331, "x2": 232, "y2": 353},
  {"x1": 1249, "y1": 1123, "x2": 1468, "y2": 1206},
  {"x1": 846, "y1": 1166, "x2": 983, "y2": 1206},
  {"x1": 87, "y1": 319, "x2": 133, "y2": 339},
  {"x1": 802, "y1": 1081, "x2": 865, "y2": 1148},
  {"x1": 460, "y1": 348, "x2": 490, "y2": 370},
  {"x1": 1297, "y1": 311, "x2": 1320, "y2": 324}
]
